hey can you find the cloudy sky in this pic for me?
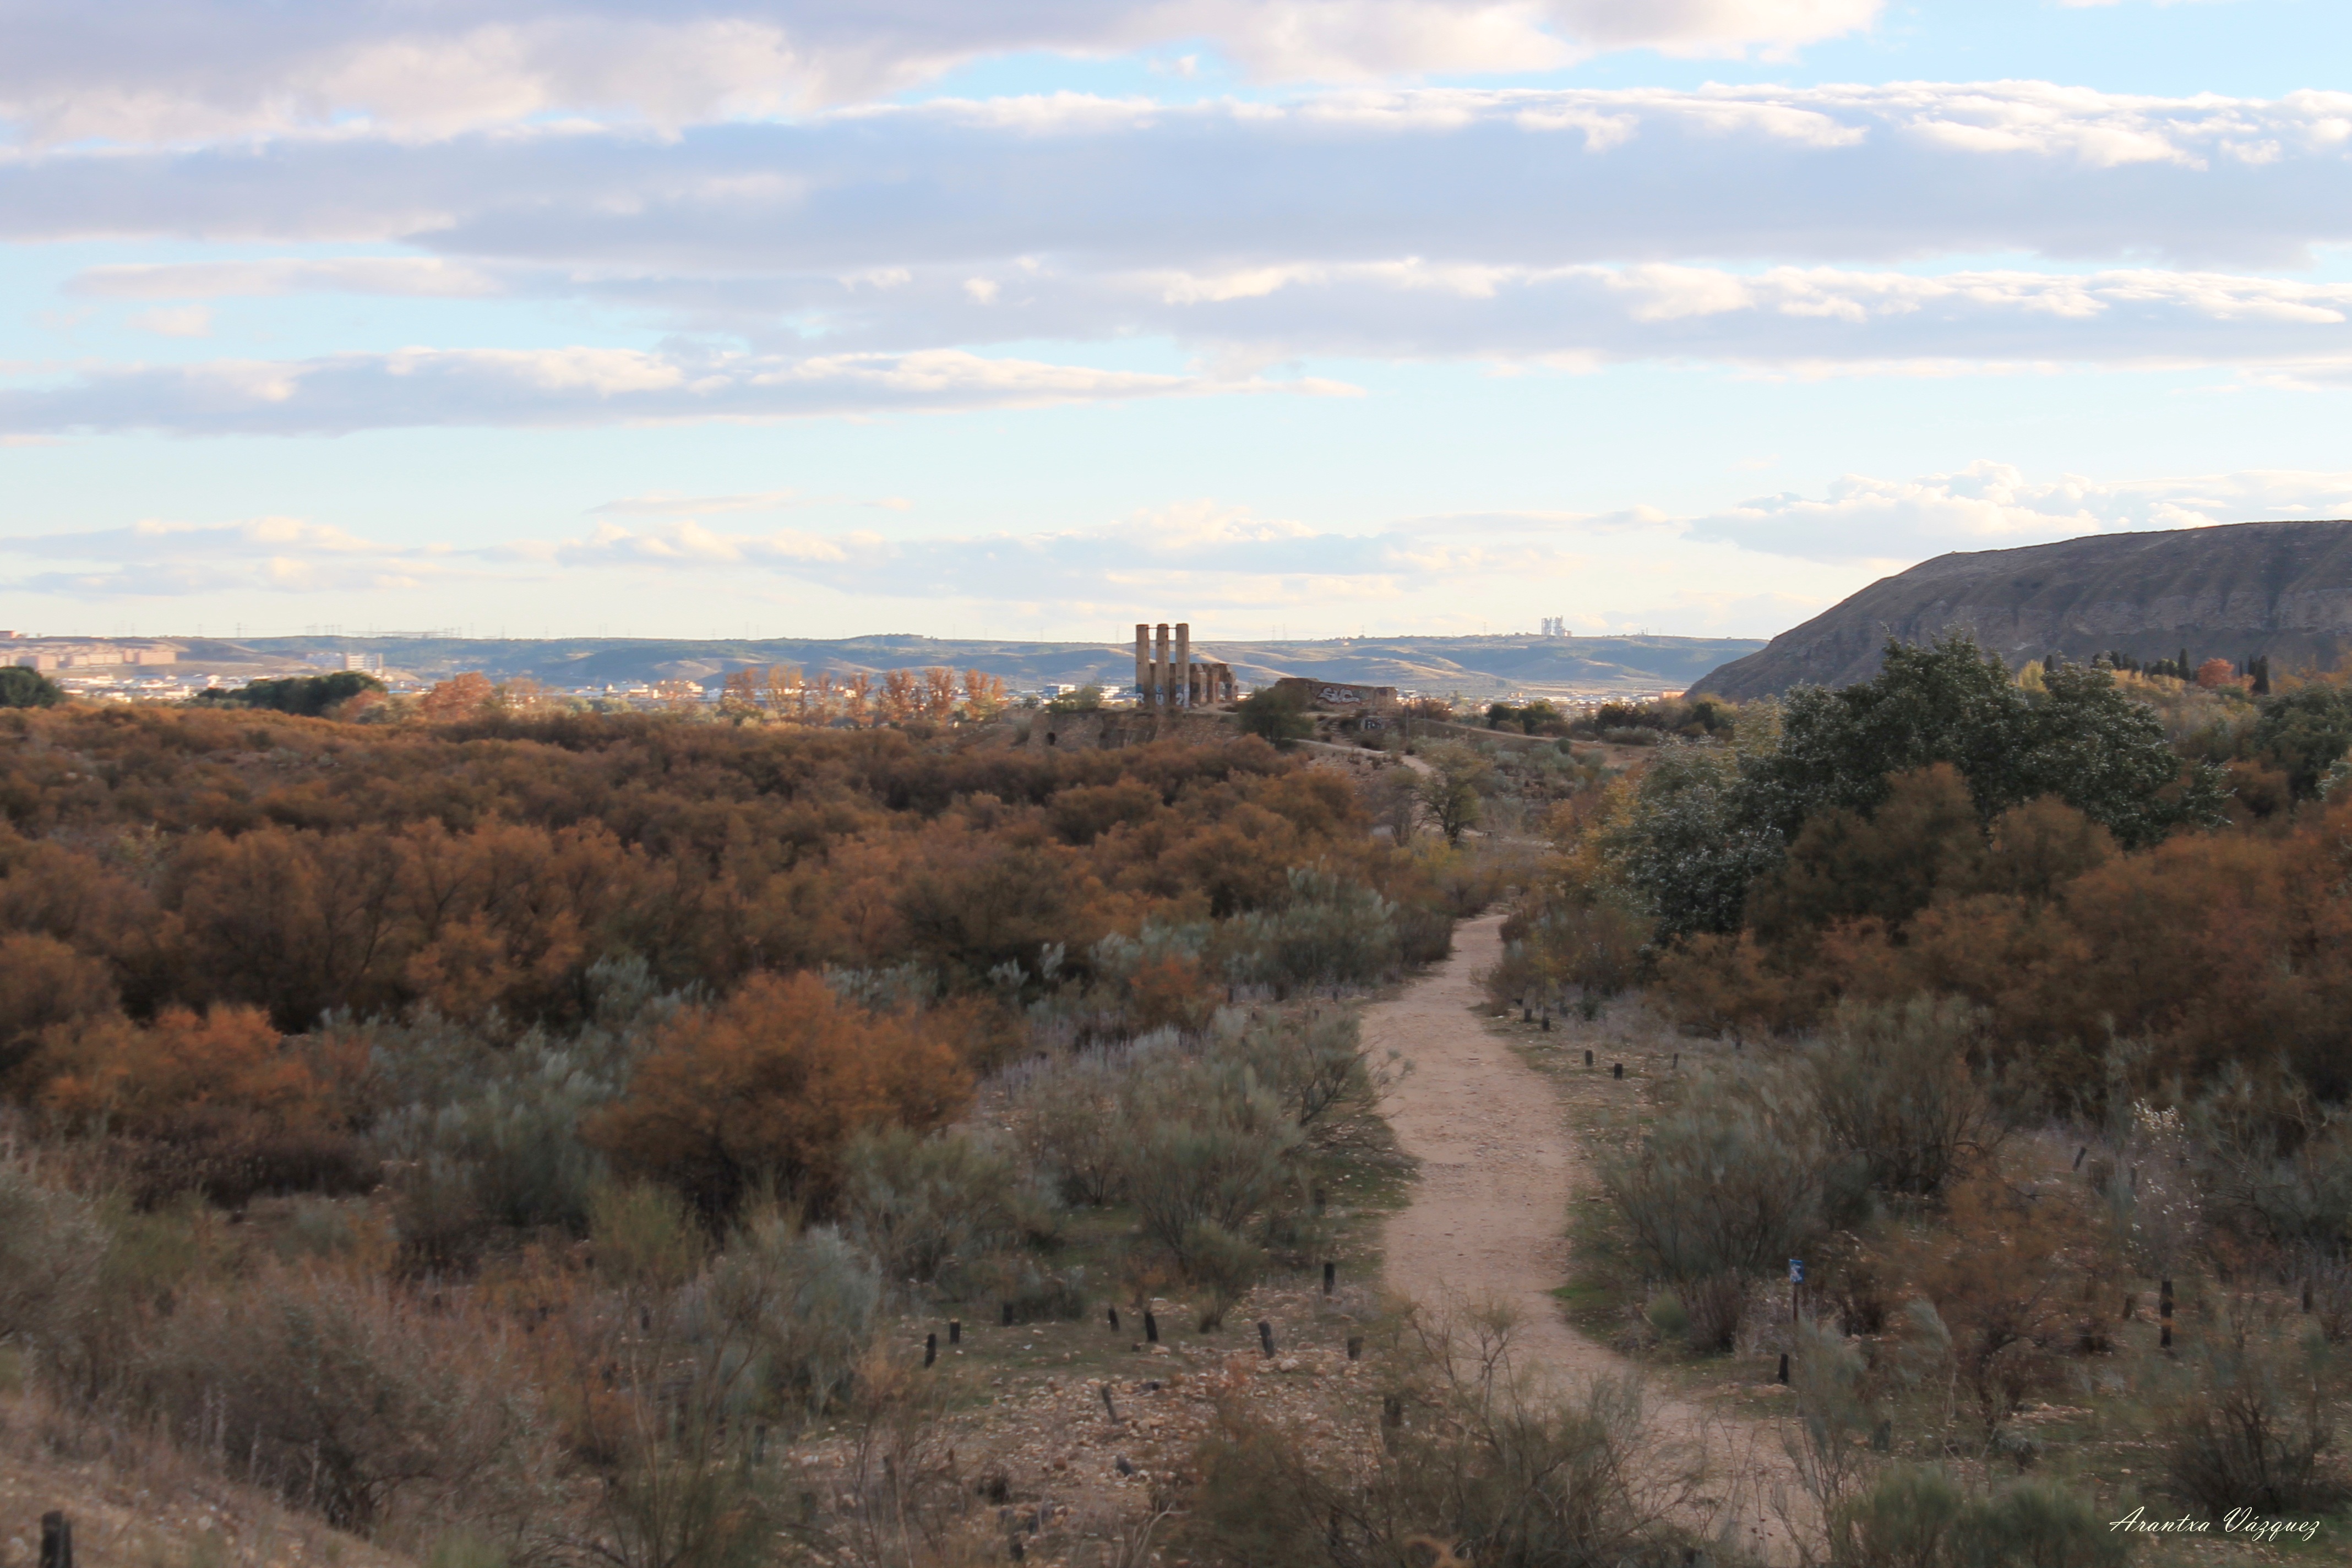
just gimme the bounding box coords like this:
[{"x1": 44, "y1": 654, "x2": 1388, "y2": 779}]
[{"x1": 5, "y1": 1, "x2": 2352, "y2": 642}]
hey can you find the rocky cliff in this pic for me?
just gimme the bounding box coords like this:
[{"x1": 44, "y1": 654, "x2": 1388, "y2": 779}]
[{"x1": 1692, "y1": 520, "x2": 2352, "y2": 699}]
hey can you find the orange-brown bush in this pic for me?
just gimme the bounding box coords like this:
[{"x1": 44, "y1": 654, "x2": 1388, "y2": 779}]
[
  {"x1": 0, "y1": 707, "x2": 1419, "y2": 1036},
  {"x1": 586, "y1": 971, "x2": 971, "y2": 1213},
  {"x1": 1885, "y1": 1170, "x2": 2120, "y2": 1439},
  {"x1": 1656, "y1": 769, "x2": 2352, "y2": 1106}
]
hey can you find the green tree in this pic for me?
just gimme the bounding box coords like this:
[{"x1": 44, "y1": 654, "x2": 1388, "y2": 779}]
[
  {"x1": 1234, "y1": 686, "x2": 1313, "y2": 749},
  {"x1": 1746, "y1": 635, "x2": 2214, "y2": 848},
  {"x1": 1413, "y1": 743, "x2": 1491, "y2": 845},
  {"x1": 1599, "y1": 738, "x2": 1784, "y2": 941},
  {"x1": 0, "y1": 667, "x2": 63, "y2": 708},
  {"x1": 195, "y1": 670, "x2": 385, "y2": 717},
  {"x1": 1043, "y1": 684, "x2": 1102, "y2": 713},
  {"x1": 2251, "y1": 682, "x2": 2352, "y2": 797}
]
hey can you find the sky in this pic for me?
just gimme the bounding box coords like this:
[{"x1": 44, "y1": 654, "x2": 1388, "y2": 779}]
[{"x1": 4, "y1": 1, "x2": 2352, "y2": 644}]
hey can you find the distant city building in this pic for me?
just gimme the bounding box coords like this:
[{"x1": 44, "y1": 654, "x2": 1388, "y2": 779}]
[
  {"x1": 1539, "y1": 616, "x2": 1571, "y2": 637},
  {"x1": 7, "y1": 640, "x2": 178, "y2": 671},
  {"x1": 340, "y1": 652, "x2": 384, "y2": 673}
]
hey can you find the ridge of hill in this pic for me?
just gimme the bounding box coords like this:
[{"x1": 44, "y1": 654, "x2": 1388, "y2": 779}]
[
  {"x1": 1691, "y1": 519, "x2": 2352, "y2": 699},
  {"x1": 155, "y1": 633, "x2": 1759, "y2": 699}
]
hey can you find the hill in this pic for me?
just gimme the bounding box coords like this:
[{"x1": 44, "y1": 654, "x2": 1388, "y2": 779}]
[
  {"x1": 1691, "y1": 519, "x2": 2352, "y2": 699},
  {"x1": 181, "y1": 631, "x2": 1758, "y2": 699}
]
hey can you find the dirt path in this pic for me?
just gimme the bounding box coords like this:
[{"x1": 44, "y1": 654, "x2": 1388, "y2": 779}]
[{"x1": 1372, "y1": 913, "x2": 1799, "y2": 1561}]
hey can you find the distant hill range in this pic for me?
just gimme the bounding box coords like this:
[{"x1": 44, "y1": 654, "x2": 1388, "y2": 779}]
[
  {"x1": 148, "y1": 631, "x2": 1761, "y2": 700},
  {"x1": 1692, "y1": 520, "x2": 2352, "y2": 700}
]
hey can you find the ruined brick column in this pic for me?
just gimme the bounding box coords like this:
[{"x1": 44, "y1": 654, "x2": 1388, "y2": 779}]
[
  {"x1": 1154, "y1": 624, "x2": 1170, "y2": 708},
  {"x1": 1174, "y1": 623, "x2": 1191, "y2": 709},
  {"x1": 1134, "y1": 624, "x2": 1151, "y2": 704}
]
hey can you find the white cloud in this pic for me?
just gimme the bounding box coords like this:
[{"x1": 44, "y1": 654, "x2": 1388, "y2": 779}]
[
  {"x1": 126, "y1": 305, "x2": 213, "y2": 337},
  {"x1": 17, "y1": 262, "x2": 2352, "y2": 441},
  {"x1": 0, "y1": 3, "x2": 1885, "y2": 143},
  {"x1": 0, "y1": 345, "x2": 1356, "y2": 436},
  {"x1": 15, "y1": 464, "x2": 2350, "y2": 612},
  {"x1": 1683, "y1": 461, "x2": 2352, "y2": 563},
  {"x1": 14, "y1": 85, "x2": 2352, "y2": 276},
  {"x1": 72, "y1": 258, "x2": 501, "y2": 299}
]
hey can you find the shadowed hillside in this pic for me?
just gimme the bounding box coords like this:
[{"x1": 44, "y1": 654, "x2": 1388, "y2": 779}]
[{"x1": 1692, "y1": 519, "x2": 2352, "y2": 698}]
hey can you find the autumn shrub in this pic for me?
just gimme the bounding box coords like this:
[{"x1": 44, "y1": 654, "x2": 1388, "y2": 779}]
[
  {"x1": 0, "y1": 931, "x2": 116, "y2": 1087},
  {"x1": 2158, "y1": 1306, "x2": 2339, "y2": 1520},
  {"x1": 0, "y1": 1156, "x2": 102, "y2": 1357},
  {"x1": 35, "y1": 1004, "x2": 369, "y2": 1204},
  {"x1": 138, "y1": 1270, "x2": 559, "y2": 1538},
  {"x1": 1890, "y1": 1172, "x2": 2118, "y2": 1439},
  {"x1": 840, "y1": 1126, "x2": 1051, "y2": 1293},
  {"x1": 1806, "y1": 996, "x2": 1999, "y2": 1200},
  {"x1": 1599, "y1": 1066, "x2": 1852, "y2": 1351},
  {"x1": 587, "y1": 971, "x2": 971, "y2": 1216}
]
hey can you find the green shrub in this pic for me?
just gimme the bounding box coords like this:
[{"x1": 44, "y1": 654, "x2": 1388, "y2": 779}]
[
  {"x1": 840, "y1": 1126, "x2": 1052, "y2": 1292},
  {"x1": 1599, "y1": 1068, "x2": 1850, "y2": 1349},
  {"x1": 703, "y1": 1215, "x2": 881, "y2": 1417},
  {"x1": 590, "y1": 1179, "x2": 708, "y2": 1292},
  {"x1": 0, "y1": 1158, "x2": 102, "y2": 1354},
  {"x1": 1182, "y1": 1222, "x2": 1262, "y2": 1331},
  {"x1": 1212, "y1": 1008, "x2": 1393, "y2": 1136},
  {"x1": 1010, "y1": 1051, "x2": 1130, "y2": 1206},
  {"x1": 1221, "y1": 867, "x2": 1402, "y2": 994},
  {"x1": 1234, "y1": 687, "x2": 1313, "y2": 749},
  {"x1": 1117, "y1": 1055, "x2": 1302, "y2": 1264},
  {"x1": 1832, "y1": 1467, "x2": 2124, "y2": 1568}
]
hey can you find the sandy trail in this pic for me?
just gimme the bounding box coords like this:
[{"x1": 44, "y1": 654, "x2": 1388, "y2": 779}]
[{"x1": 1373, "y1": 913, "x2": 1798, "y2": 1561}]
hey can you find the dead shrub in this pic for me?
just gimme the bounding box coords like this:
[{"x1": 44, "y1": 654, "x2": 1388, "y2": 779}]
[
  {"x1": 1806, "y1": 996, "x2": 2000, "y2": 1200},
  {"x1": 1180, "y1": 1308, "x2": 1702, "y2": 1568},
  {"x1": 2158, "y1": 1305, "x2": 2339, "y2": 1521},
  {"x1": 137, "y1": 1270, "x2": 559, "y2": 1540}
]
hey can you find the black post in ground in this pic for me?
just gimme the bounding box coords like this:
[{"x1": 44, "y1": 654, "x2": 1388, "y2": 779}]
[
  {"x1": 949, "y1": 1319, "x2": 961, "y2": 1344},
  {"x1": 1612, "y1": 1062, "x2": 1623, "y2": 1080},
  {"x1": 1323, "y1": 1261, "x2": 1336, "y2": 1295},
  {"x1": 1108, "y1": 1305, "x2": 1120, "y2": 1332},
  {"x1": 2160, "y1": 1279, "x2": 2175, "y2": 1349},
  {"x1": 1346, "y1": 1336, "x2": 1363, "y2": 1361},
  {"x1": 1584, "y1": 1049, "x2": 1593, "y2": 1068},
  {"x1": 41, "y1": 1513, "x2": 72, "y2": 1568},
  {"x1": 1777, "y1": 1353, "x2": 1789, "y2": 1385},
  {"x1": 1258, "y1": 1321, "x2": 1277, "y2": 1358},
  {"x1": 924, "y1": 1333, "x2": 937, "y2": 1368},
  {"x1": 1144, "y1": 1310, "x2": 1159, "y2": 1344}
]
